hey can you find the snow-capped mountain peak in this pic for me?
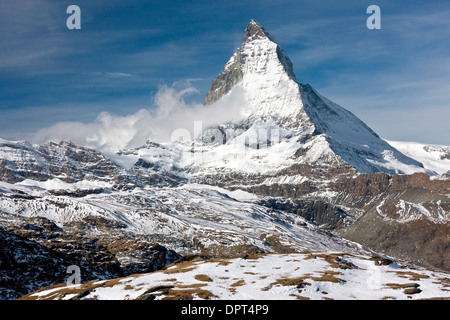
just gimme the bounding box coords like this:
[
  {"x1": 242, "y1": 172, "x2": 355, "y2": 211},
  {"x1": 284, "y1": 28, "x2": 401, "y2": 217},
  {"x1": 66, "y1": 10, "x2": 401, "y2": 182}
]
[
  {"x1": 201, "y1": 20, "x2": 428, "y2": 175},
  {"x1": 244, "y1": 19, "x2": 269, "y2": 42}
]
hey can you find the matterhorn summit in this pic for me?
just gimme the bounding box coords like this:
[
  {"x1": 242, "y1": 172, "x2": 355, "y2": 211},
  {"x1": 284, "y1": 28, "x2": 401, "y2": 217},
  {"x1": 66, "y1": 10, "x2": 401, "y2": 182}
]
[
  {"x1": 205, "y1": 20, "x2": 303, "y2": 124},
  {"x1": 198, "y1": 20, "x2": 428, "y2": 176}
]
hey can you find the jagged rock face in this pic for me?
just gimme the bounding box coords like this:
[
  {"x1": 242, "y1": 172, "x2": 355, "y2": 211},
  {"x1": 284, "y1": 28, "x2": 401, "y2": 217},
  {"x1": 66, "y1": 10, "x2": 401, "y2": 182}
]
[
  {"x1": 258, "y1": 198, "x2": 351, "y2": 229},
  {"x1": 0, "y1": 213, "x2": 182, "y2": 299},
  {"x1": 0, "y1": 140, "x2": 53, "y2": 183},
  {"x1": 0, "y1": 226, "x2": 113, "y2": 300},
  {"x1": 204, "y1": 51, "x2": 243, "y2": 106},
  {"x1": 37, "y1": 141, "x2": 121, "y2": 183},
  {"x1": 204, "y1": 20, "x2": 296, "y2": 107},
  {"x1": 0, "y1": 139, "x2": 189, "y2": 189},
  {"x1": 0, "y1": 139, "x2": 120, "y2": 184},
  {"x1": 244, "y1": 19, "x2": 270, "y2": 42}
]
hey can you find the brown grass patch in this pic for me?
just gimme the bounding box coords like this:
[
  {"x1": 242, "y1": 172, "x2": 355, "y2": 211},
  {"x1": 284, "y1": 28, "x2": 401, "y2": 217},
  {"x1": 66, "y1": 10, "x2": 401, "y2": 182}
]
[
  {"x1": 160, "y1": 287, "x2": 217, "y2": 300},
  {"x1": 310, "y1": 271, "x2": 343, "y2": 283},
  {"x1": 304, "y1": 253, "x2": 357, "y2": 270},
  {"x1": 177, "y1": 283, "x2": 208, "y2": 289},
  {"x1": 243, "y1": 253, "x2": 266, "y2": 260},
  {"x1": 263, "y1": 276, "x2": 312, "y2": 291},
  {"x1": 194, "y1": 274, "x2": 213, "y2": 282},
  {"x1": 231, "y1": 279, "x2": 245, "y2": 287},
  {"x1": 20, "y1": 279, "x2": 109, "y2": 300},
  {"x1": 135, "y1": 284, "x2": 217, "y2": 300},
  {"x1": 263, "y1": 270, "x2": 345, "y2": 292},
  {"x1": 134, "y1": 285, "x2": 174, "y2": 300},
  {"x1": 385, "y1": 283, "x2": 420, "y2": 290},
  {"x1": 434, "y1": 277, "x2": 450, "y2": 289},
  {"x1": 290, "y1": 294, "x2": 310, "y2": 300},
  {"x1": 161, "y1": 261, "x2": 198, "y2": 274},
  {"x1": 228, "y1": 280, "x2": 245, "y2": 294},
  {"x1": 388, "y1": 271, "x2": 429, "y2": 281},
  {"x1": 209, "y1": 257, "x2": 232, "y2": 266},
  {"x1": 123, "y1": 285, "x2": 135, "y2": 290},
  {"x1": 18, "y1": 283, "x2": 67, "y2": 300}
]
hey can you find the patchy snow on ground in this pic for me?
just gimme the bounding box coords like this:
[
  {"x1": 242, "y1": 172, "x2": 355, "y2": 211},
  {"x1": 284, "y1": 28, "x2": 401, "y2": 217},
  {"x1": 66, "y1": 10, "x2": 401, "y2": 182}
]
[{"x1": 22, "y1": 252, "x2": 450, "y2": 300}]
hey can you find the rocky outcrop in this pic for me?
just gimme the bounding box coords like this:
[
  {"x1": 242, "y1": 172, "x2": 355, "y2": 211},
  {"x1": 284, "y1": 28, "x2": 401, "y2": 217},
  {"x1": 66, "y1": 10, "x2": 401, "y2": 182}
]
[
  {"x1": 204, "y1": 51, "x2": 243, "y2": 105},
  {"x1": 259, "y1": 198, "x2": 350, "y2": 229},
  {"x1": 38, "y1": 141, "x2": 121, "y2": 183},
  {"x1": 331, "y1": 172, "x2": 450, "y2": 196},
  {"x1": 0, "y1": 213, "x2": 182, "y2": 300},
  {"x1": 0, "y1": 140, "x2": 120, "y2": 184},
  {"x1": 0, "y1": 226, "x2": 112, "y2": 300},
  {"x1": 337, "y1": 213, "x2": 450, "y2": 272}
]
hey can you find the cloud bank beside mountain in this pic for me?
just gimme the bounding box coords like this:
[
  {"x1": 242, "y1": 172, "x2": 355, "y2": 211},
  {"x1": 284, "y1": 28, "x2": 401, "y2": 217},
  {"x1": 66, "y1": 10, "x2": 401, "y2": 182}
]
[{"x1": 30, "y1": 83, "x2": 246, "y2": 151}]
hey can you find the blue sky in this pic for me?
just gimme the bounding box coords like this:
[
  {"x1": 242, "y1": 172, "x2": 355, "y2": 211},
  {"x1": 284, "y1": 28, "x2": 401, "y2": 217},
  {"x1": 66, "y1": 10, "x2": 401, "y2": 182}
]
[{"x1": 1, "y1": 0, "x2": 449, "y2": 145}]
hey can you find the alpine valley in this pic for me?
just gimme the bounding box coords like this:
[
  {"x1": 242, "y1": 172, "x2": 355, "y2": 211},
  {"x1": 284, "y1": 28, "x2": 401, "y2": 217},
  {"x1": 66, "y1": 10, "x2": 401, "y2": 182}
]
[{"x1": 1, "y1": 21, "x2": 449, "y2": 300}]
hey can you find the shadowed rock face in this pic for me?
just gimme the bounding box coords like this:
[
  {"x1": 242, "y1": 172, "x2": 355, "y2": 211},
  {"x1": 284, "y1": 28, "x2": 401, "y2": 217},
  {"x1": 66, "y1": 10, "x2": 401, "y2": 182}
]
[
  {"x1": 0, "y1": 226, "x2": 112, "y2": 300},
  {"x1": 236, "y1": 169, "x2": 450, "y2": 272},
  {"x1": 204, "y1": 51, "x2": 243, "y2": 105},
  {"x1": 0, "y1": 215, "x2": 182, "y2": 300},
  {"x1": 258, "y1": 197, "x2": 350, "y2": 230},
  {"x1": 244, "y1": 19, "x2": 270, "y2": 42}
]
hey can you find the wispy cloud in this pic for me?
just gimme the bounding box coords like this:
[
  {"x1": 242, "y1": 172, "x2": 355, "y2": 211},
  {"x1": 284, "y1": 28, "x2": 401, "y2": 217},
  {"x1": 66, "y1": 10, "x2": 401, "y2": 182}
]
[{"x1": 91, "y1": 72, "x2": 133, "y2": 77}]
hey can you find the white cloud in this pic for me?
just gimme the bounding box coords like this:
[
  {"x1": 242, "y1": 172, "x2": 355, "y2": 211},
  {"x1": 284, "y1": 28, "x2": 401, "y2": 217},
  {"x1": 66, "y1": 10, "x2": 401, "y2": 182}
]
[{"x1": 31, "y1": 83, "x2": 246, "y2": 151}]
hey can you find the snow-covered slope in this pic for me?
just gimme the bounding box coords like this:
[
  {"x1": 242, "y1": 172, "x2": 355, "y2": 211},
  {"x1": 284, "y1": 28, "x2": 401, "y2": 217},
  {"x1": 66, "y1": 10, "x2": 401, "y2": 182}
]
[
  {"x1": 0, "y1": 181, "x2": 364, "y2": 257},
  {"x1": 386, "y1": 140, "x2": 450, "y2": 176}
]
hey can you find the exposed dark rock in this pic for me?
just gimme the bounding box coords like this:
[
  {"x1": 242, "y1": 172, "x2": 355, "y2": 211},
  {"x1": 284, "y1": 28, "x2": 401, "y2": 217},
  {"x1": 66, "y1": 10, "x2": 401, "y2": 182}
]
[
  {"x1": 259, "y1": 198, "x2": 349, "y2": 229},
  {"x1": 204, "y1": 50, "x2": 243, "y2": 105},
  {"x1": 0, "y1": 227, "x2": 112, "y2": 300},
  {"x1": 403, "y1": 287, "x2": 422, "y2": 295}
]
